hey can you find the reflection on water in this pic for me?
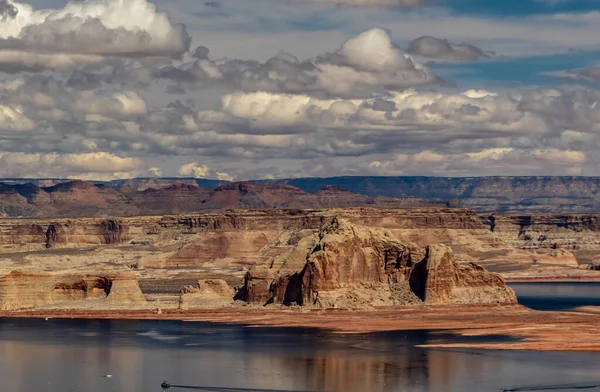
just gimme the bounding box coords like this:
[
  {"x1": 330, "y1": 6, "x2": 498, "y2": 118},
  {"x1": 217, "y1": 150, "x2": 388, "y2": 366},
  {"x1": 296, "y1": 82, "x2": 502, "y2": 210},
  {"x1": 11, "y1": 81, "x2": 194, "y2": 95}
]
[
  {"x1": 0, "y1": 318, "x2": 598, "y2": 392},
  {"x1": 510, "y1": 281, "x2": 600, "y2": 310}
]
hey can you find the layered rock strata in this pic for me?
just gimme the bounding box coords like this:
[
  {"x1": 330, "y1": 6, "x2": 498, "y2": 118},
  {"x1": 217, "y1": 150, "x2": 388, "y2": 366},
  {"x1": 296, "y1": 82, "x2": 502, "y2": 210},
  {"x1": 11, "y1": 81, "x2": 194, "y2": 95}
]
[
  {"x1": 178, "y1": 279, "x2": 235, "y2": 309},
  {"x1": 0, "y1": 271, "x2": 147, "y2": 310},
  {"x1": 0, "y1": 180, "x2": 442, "y2": 218},
  {"x1": 236, "y1": 218, "x2": 517, "y2": 308}
]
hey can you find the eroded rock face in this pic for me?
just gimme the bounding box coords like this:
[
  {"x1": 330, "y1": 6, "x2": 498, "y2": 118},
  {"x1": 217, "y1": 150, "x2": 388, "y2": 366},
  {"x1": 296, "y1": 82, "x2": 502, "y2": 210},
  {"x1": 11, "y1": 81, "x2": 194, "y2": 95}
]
[
  {"x1": 235, "y1": 267, "x2": 275, "y2": 304},
  {"x1": 0, "y1": 271, "x2": 147, "y2": 310},
  {"x1": 179, "y1": 279, "x2": 235, "y2": 310},
  {"x1": 409, "y1": 245, "x2": 516, "y2": 305},
  {"x1": 43, "y1": 219, "x2": 128, "y2": 249},
  {"x1": 239, "y1": 218, "x2": 516, "y2": 308}
]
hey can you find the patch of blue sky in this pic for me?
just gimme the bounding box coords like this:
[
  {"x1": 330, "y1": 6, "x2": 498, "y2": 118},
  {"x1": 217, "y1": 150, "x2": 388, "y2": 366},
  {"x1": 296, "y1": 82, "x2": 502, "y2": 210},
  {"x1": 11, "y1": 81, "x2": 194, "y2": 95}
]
[
  {"x1": 431, "y1": 49, "x2": 600, "y2": 88},
  {"x1": 436, "y1": 0, "x2": 600, "y2": 17}
]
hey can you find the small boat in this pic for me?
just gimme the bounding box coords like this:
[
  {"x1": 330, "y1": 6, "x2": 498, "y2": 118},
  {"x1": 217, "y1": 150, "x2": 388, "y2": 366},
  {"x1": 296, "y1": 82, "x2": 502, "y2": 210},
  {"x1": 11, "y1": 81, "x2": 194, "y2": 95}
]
[{"x1": 161, "y1": 381, "x2": 171, "y2": 389}]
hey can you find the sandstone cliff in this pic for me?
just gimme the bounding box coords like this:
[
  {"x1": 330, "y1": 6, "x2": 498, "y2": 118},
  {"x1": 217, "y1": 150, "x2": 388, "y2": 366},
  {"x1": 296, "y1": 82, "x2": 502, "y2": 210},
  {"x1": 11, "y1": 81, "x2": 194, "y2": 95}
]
[
  {"x1": 482, "y1": 214, "x2": 600, "y2": 265},
  {"x1": 178, "y1": 279, "x2": 235, "y2": 309},
  {"x1": 1, "y1": 208, "x2": 597, "y2": 309},
  {"x1": 0, "y1": 271, "x2": 147, "y2": 310},
  {"x1": 409, "y1": 245, "x2": 517, "y2": 305},
  {"x1": 237, "y1": 218, "x2": 516, "y2": 308},
  {"x1": 0, "y1": 218, "x2": 129, "y2": 251}
]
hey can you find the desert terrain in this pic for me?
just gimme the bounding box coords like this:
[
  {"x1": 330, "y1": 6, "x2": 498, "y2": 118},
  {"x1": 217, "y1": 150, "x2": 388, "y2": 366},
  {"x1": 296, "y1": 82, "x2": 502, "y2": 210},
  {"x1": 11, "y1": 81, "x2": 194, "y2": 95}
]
[{"x1": 1, "y1": 181, "x2": 600, "y2": 352}]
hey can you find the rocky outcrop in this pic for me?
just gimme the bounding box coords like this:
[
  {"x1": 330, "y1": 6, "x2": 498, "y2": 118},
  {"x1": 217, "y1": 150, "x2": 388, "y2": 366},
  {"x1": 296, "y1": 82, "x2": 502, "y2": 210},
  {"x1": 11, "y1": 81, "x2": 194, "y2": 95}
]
[
  {"x1": 0, "y1": 271, "x2": 147, "y2": 310},
  {"x1": 409, "y1": 245, "x2": 517, "y2": 305},
  {"x1": 45, "y1": 224, "x2": 58, "y2": 248},
  {"x1": 43, "y1": 219, "x2": 128, "y2": 249},
  {"x1": 482, "y1": 214, "x2": 600, "y2": 264},
  {"x1": 237, "y1": 218, "x2": 516, "y2": 308},
  {"x1": 484, "y1": 214, "x2": 600, "y2": 248},
  {"x1": 235, "y1": 267, "x2": 276, "y2": 304},
  {"x1": 178, "y1": 279, "x2": 234, "y2": 309},
  {"x1": 100, "y1": 219, "x2": 126, "y2": 244}
]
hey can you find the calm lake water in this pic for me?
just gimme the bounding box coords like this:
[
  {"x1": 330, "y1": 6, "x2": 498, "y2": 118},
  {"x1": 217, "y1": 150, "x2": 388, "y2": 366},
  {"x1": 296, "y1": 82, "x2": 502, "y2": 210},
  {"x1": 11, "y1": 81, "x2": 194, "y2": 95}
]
[
  {"x1": 509, "y1": 281, "x2": 600, "y2": 310},
  {"x1": 0, "y1": 314, "x2": 599, "y2": 392}
]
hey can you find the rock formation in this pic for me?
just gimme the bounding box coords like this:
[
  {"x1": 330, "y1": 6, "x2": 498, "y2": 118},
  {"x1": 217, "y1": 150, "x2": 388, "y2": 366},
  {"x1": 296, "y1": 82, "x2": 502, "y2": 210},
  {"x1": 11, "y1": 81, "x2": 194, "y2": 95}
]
[
  {"x1": 1, "y1": 207, "x2": 595, "y2": 311},
  {"x1": 409, "y1": 245, "x2": 517, "y2": 305},
  {"x1": 178, "y1": 279, "x2": 235, "y2": 309},
  {"x1": 43, "y1": 219, "x2": 128, "y2": 249},
  {"x1": 237, "y1": 218, "x2": 517, "y2": 308},
  {"x1": 0, "y1": 271, "x2": 147, "y2": 310}
]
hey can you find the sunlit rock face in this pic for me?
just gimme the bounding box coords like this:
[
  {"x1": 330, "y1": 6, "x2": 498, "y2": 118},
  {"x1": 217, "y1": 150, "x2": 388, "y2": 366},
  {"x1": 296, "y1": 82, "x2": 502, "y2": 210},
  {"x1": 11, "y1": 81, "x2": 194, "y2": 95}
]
[
  {"x1": 0, "y1": 271, "x2": 148, "y2": 311},
  {"x1": 238, "y1": 217, "x2": 517, "y2": 308}
]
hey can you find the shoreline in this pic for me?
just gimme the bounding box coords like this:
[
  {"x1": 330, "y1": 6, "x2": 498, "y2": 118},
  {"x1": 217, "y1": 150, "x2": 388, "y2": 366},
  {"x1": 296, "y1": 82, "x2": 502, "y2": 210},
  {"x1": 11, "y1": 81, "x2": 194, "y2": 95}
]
[
  {"x1": 505, "y1": 277, "x2": 600, "y2": 283},
  {"x1": 3, "y1": 304, "x2": 600, "y2": 352}
]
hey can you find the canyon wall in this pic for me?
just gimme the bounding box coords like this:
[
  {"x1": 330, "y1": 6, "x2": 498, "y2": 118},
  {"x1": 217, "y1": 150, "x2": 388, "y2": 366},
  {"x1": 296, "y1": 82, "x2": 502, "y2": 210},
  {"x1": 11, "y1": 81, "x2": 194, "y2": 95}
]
[
  {"x1": 0, "y1": 181, "x2": 441, "y2": 218},
  {"x1": 267, "y1": 176, "x2": 600, "y2": 213},
  {"x1": 236, "y1": 218, "x2": 517, "y2": 308},
  {"x1": 6, "y1": 175, "x2": 600, "y2": 213},
  {"x1": 0, "y1": 217, "x2": 131, "y2": 252},
  {"x1": 0, "y1": 271, "x2": 147, "y2": 310},
  {"x1": 482, "y1": 214, "x2": 600, "y2": 264},
  {"x1": 0, "y1": 208, "x2": 599, "y2": 312},
  {"x1": 3, "y1": 208, "x2": 600, "y2": 262}
]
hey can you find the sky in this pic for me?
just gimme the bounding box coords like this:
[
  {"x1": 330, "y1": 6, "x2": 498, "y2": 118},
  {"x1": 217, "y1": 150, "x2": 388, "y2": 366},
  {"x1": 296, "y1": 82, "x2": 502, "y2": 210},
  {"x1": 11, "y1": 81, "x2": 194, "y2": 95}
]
[{"x1": 0, "y1": 0, "x2": 599, "y2": 180}]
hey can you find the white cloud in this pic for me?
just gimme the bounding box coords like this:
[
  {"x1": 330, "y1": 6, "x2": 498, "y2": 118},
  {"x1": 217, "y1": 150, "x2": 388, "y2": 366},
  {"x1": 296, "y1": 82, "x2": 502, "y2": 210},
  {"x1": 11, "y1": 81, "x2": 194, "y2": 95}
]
[
  {"x1": 0, "y1": 0, "x2": 190, "y2": 72},
  {"x1": 157, "y1": 28, "x2": 439, "y2": 98},
  {"x1": 216, "y1": 171, "x2": 234, "y2": 181},
  {"x1": 406, "y1": 36, "x2": 491, "y2": 61},
  {"x1": 213, "y1": 88, "x2": 550, "y2": 135},
  {"x1": 364, "y1": 148, "x2": 587, "y2": 176},
  {"x1": 8, "y1": 77, "x2": 147, "y2": 118},
  {"x1": 0, "y1": 152, "x2": 144, "y2": 178},
  {"x1": 178, "y1": 162, "x2": 210, "y2": 177},
  {"x1": 0, "y1": 104, "x2": 33, "y2": 131},
  {"x1": 148, "y1": 167, "x2": 163, "y2": 177}
]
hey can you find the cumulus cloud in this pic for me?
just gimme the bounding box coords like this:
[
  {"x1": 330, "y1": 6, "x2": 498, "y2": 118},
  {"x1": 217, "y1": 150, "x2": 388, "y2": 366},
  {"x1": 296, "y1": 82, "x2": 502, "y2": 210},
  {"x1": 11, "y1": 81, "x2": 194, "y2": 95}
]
[
  {"x1": 214, "y1": 88, "x2": 549, "y2": 136},
  {"x1": 406, "y1": 36, "x2": 491, "y2": 61},
  {"x1": 0, "y1": 5, "x2": 596, "y2": 182},
  {"x1": 0, "y1": 152, "x2": 144, "y2": 179},
  {"x1": 0, "y1": 0, "x2": 17, "y2": 20},
  {"x1": 0, "y1": 0, "x2": 191, "y2": 73},
  {"x1": 192, "y1": 46, "x2": 210, "y2": 59},
  {"x1": 1, "y1": 58, "x2": 599, "y2": 179},
  {"x1": 551, "y1": 66, "x2": 600, "y2": 82},
  {"x1": 148, "y1": 167, "x2": 163, "y2": 177},
  {"x1": 0, "y1": 104, "x2": 33, "y2": 131},
  {"x1": 157, "y1": 28, "x2": 440, "y2": 98},
  {"x1": 216, "y1": 171, "x2": 234, "y2": 181},
  {"x1": 6, "y1": 76, "x2": 147, "y2": 118},
  {"x1": 366, "y1": 148, "x2": 587, "y2": 176},
  {"x1": 178, "y1": 162, "x2": 210, "y2": 177},
  {"x1": 578, "y1": 67, "x2": 600, "y2": 80}
]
